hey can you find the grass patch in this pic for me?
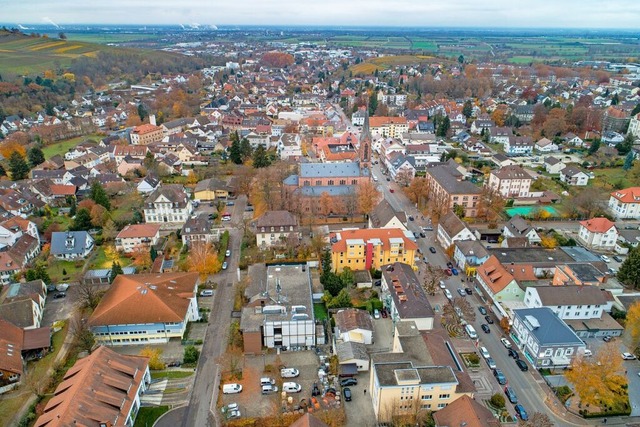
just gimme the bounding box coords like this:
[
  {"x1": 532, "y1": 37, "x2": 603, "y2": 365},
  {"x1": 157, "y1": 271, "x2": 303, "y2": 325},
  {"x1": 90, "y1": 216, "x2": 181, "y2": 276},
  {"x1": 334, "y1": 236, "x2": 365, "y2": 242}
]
[
  {"x1": 48, "y1": 259, "x2": 84, "y2": 283},
  {"x1": 151, "y1": 370, "x2": 194, "y2": 380},
  {"x1": 89, "y1": 245, "x2": 131, "y2": 270},
  {"x1": 313, "y1": 303, "x2": 328, "y2": 321},
  {"x1": 41, "y1": 133, "x2": 103, "y2": 160},
  {"x1": 0, "y1": 392, "x2": 32, "y2": 427},
  {"x1": 133, "y1": 405, "x2": 170, "y2": 427},
  {"x1": 27, "y1": 321, "x2": 68, "y2": 383},
  {"x1": 592, "y1": 167, "x2": 637, "y2": 190}
]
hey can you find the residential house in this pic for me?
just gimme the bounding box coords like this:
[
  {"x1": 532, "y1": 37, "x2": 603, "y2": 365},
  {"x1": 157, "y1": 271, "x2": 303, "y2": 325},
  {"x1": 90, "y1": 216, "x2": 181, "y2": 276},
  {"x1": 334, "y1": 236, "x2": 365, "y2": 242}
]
[
  {"x1": 130, "y1": 123, "x2": 164, "y2": 145},
  {"x1": 602, "y1": 106, "x2": 630, "y2": 133},
  {"x1": 489, "y1": 127, "x2": 512, "y2": 144},
  {"x1": 0, "y1": 280, "x2": 48, "y2": 329},
  {"x1": 181, "y1": 214, "x2": 220, "y2": 246},
  {"x1": 381, "y1": 262, "x2": 434, "y2": 330},
  {"x1": 617, "y1": 228, "x2": 640, "y2": 247},
  {"x1": 544, "y1": 156, "x2": 566, "y2": 175},
  {"x1": 488, "y1": 165, "x2": 532, "y2": 198},
  {"x1": 504, "y1": 136, "x2": 534, "y2": 155},
  {"x1": 193, "y1": 178, "x2": 233, "y2": 201},
  {"x1": 511, "y1": 307, "x2": 586, "y2": 369},
  {"x1": 425, "y1": 162, "x2": 481, "y2": 218},
  {"x1": 143, "y1": 184, "x2": 193, "y2": 226},
  {"x1": 476, "y1": 256, "x2": 524, "y2": 310},
  {"x1": 609, "y1": 187, "x2": 640, "y2": 219},
  {"x1": 277, "y1": 133, "x2": 303, "y2": 160},
  {"x1": 577, "y1": 217, "x2": 618, "y2": 250},
  {"x1": 50, "y1": 231, "x2": 94, "y2": 260},
  {"x1": 552, "y1": 263, "x2": 607, "y2": 287},
  {"x1": 503, "y1": 215, "x2": 541, "y2": 244},
  {"x1": 330, "y1": 228, "x2": 418, "y2": 273},
  {"x1": 137, "y1": 175, "x2": 160, "y2": 194},
  {"x1": 564, "y1": 133, "x2": 585, "y2": 147},
  {"x1": 239, "y1": 265, "x2": 315, "y2": 354},
  {"x1": 0, "y1": 217, "x2": 39, "y2": 249},
  {"x1": 0, "y1": 320, "x2": 25, "y2": 388},
  {"x1": 628, "y1": 113, "x2": 640, "y2": 140},
  {"x1": 115, "y1": 224, "x2": 161, "y2": 253},
  {"x1": 523, "y1": 286, "x2": 621, "y2": 339},
  {"x1": 254, "y1": 210, "x2": 300, "y2": 248},
  {"x1": 89, "y1": 272, "x2": 200, "y2": 345},
  {"x1": 436, "y1": 211, "x2": 476, "y2": 250},
  {"x1": 470, "y1": 119, "x2": 495, "y2": 135},
  {"x1": 452, "y1": 240, "x2": 489, "y2": 276},
  {"x1": 368, "y1": 199, "x2": 407, "y2": 231},
  {"x1": 369, "y1": 116, "x2": 408, "y2": 138},
  {"x1": 34, "y1": 346, "x2": 150, "y2": 427},
  {"x1": 117, "y1": 156, "x2": 143, "y2": 176},
  {"x1": 334, "y1": 308, "x2": 374, "y2": 345},
  {"x1": 433, "y1": 395, "x2": 500, "y2": 427},
  {"x1": 535, "y1": 137, "x2": 559, "y2": 152},
  {"x1": 559, "y1": 166, "x2": 589, "y2": 186},
  {"x1": 112, "y1": 145, "x2": 149, "y2": 164}
]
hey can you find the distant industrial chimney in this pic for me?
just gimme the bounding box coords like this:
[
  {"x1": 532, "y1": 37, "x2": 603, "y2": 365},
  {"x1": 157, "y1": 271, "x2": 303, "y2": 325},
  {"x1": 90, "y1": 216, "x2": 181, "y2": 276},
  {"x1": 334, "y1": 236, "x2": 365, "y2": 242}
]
[{"x1": 149, "y1": 114, "x2": 156, "y2": 126}]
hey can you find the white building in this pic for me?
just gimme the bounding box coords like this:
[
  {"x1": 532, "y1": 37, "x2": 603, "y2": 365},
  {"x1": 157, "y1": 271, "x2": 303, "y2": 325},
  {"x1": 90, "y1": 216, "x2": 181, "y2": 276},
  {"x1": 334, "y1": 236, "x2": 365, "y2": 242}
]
[
  {"x1": 524, "y1": 286, "x2": 612, "y2": 321},
  {"x1": 577, "y1": 217, "x2": 618, "y2": 250},
  {"x1": 608, "y1": 187, "x2": 640, "y2": 219},
  {"x1": 115, "y1": 224, "x2": 161, "y2": 253},
  {"x1": 488, "y1": 165, "x2": 532, "y2": 198},
  {"x1": 436, "y1": 211, "x2": 476, "y2": 250},
  {"x1": 143, "y1": 184, "x2": 193, "y2": 226},
  {"x1": 559, "y1": 166, "x2": 590, "y2": 186}
]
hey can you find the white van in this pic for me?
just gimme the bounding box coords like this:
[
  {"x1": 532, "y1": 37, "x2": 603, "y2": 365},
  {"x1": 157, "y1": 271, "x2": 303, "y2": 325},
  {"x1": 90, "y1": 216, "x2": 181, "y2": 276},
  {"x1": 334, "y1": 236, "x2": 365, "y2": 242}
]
[
  {"x1": 200, "y1": 290, "x2": 213, "y2": 297},
  {"x1": 465, "y1": 325, "x2": 478, "y2": 339},
  {"x1": 280, "y1": 368, "x2": 299, "y2": 378},
  {"x1": 223, "y1": 383, "x2": 243, "y2": 394},
  {"x1": 479, "y1": 346, "x2": 491, "y2": 359},
  {"x1": 444, "y1": 289, "x2": 453, "y2": 300},
  {"x1": 261, "y1": 384, "x2": 278, "y2": 394},
  {"x1": 282, "y1": 382, "x2": 302, "y2": 393},
  {"x1": 260, "y1": 377, "x2": 275, "y2": 386}
]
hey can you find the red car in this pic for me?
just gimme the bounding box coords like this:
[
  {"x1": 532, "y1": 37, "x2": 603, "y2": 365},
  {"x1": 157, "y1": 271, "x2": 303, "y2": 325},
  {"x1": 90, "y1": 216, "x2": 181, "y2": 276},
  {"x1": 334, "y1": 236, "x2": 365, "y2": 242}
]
[
  {"x1": 444, "y1": 268, "x2": 452, "y2": 276},
  {"x1": 389, "y1": 189, "x2": 395, "y2": 193}
]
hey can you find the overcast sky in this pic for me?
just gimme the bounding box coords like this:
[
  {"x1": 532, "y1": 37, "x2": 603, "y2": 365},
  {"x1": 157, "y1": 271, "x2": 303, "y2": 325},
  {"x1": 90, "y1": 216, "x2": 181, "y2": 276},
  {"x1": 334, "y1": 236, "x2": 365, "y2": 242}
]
[{"x1": 3, "y1": 0, "x2": 639, "y2": 29}]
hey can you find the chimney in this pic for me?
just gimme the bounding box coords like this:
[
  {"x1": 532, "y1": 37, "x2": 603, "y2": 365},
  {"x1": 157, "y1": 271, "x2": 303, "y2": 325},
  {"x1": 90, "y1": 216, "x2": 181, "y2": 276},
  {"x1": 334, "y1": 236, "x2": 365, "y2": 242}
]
[{"x1": 149, "y1": 114, "x2": 156, "y2": 126}]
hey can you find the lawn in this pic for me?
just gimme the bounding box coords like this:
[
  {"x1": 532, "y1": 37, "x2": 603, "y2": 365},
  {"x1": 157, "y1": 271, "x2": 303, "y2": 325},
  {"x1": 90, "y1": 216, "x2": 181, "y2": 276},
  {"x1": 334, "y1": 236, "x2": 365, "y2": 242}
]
[
  {"x1": 133, "y1": 406, "x2": 169, "y2": 427},
  {"x1": 48, "y1": 259, "x2": 84, "y2": 283},
  {"x1": 592, "y1": 167, "x2": 639, "y2": 190},
  {"x1": 89, "y1": 245, "x2": 131, "y2": 270},
  {"x1": 0, "y1": 392, "x2": 32, "y2": 427},
  {"x1": 151, "y1": 370, "x2": 194, "y2": 380},
  {"x1": 41, "y1": 133, "x2": 104, "y2": 160},
  {"x1": 313, "y1": 303, "x2": 328, "y2": 321}
]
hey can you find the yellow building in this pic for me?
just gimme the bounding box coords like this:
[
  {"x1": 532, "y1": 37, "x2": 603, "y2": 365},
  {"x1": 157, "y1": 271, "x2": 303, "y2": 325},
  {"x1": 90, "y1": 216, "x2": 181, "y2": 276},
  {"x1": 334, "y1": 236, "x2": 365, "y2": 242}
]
[{"x1": 330, "y1": 228, "x2": 418, "y2": 273}]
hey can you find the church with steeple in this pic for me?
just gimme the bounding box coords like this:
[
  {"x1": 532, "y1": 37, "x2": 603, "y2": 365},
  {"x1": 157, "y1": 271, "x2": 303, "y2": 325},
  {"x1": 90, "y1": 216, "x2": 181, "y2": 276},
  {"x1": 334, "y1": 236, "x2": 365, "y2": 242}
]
[{"x1": 282, "y1": 112, "x2": 372, "y2": 217}]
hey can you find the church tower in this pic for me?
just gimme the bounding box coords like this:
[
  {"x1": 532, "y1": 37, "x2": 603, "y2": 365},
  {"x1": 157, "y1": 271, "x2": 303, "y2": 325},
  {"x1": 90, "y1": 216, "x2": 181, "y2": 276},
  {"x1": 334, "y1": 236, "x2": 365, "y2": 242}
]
[{"x1": 359, "y1": 111, "x2": 372, "y2": 172}]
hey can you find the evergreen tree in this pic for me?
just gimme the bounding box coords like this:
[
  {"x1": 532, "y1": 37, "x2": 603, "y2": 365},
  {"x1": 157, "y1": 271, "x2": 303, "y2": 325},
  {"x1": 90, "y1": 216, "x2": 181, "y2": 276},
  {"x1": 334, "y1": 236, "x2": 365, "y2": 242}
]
[
  {"x1": 240, "y1": 137, "x2": 252, "y2": 160},
  {"x1": 631, "y1": 103, "x2": 640, "y2": 117},
  {"x1": 252, "y1": 145, "x2": 270, "y2": 168},
  {"x1": 25, "y1": 263, "x2": 51, "y2": 285},
  {"x1": 67, "y1": 196, "x2": 77, "y2": 216},
  {"x1": 150, "y1": 247, "x2": 158, "y2": 262},
  {"x1": 368, "y1": 95, "x2": 378, "y2": 116},
  {"x1": 436, "y1": 116, "x2": 450, "y2": 137},
  {"x1": 458, "y1": 55, "x2": 464, "y2": 64},
  {"x1": 624, "y1": 151, "x2": 635, "y2": 171},
  {"x1": 71, "y1": 208, "x2": 92, "y2": 231},
  {"x1": 90, "y1": 181, "x2": 111, "y2": 210},
  {"x1": 229, "y1": 138, "x2": 242, "y2": 164},
  {"x1": 137, "y1": 103, "x2": 147, "y2": 121},
  {"x1": 462, "y1": 100, "x2": 473, "y2": 118},
  {"x1": 0, "y1": 163, "x2": 6, "y2": 177},
  {"x1": 110, "y1": 261, "x2": 124, "y2": 283},
  {"x1": 611, "y1": 93, "x2": 619, "y2": 105},
  {"x1": 618, "y1": 246, "x2": 640, "y2": 289},
  {"x1": 587, "y1": 138, "x2": 601, "y2": 155},
  {"x1": 8, "y1": 152, "x2": 29, "y2": 181},
  {"x1": 27, "y1": 147, "x2": 45, "y2": 167}
]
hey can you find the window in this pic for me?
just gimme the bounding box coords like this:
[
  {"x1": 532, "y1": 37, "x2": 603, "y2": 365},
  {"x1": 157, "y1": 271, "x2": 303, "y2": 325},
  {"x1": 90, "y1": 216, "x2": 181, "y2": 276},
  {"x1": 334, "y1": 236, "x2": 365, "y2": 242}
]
[
  {"x1": 437, "y1": 403, "x2": 447, "y2": 408},
  {"x1": 421, "y1": 404, "x2": 431, "y2": 409},
  {"x1": 439, "y1": 394, "x2": 450, "y2": 399},
  {"x1": 421, "y1": 395, "x2": 432, "y2": 400},
  {"x1": 544, "y1": 349, "x2": 553, "y2": 356}
]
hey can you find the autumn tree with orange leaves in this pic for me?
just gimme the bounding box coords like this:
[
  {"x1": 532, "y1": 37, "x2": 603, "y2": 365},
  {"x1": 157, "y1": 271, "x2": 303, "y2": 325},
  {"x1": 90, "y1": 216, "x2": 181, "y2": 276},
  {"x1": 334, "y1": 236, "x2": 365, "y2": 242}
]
[
  {"x1": 261, "y1": 52, "x2": 294, "y2": 68},
  {"x1": 187, "y1": 242, "x2": 221, "y2": 279},
  {"x1": 357, "y1": 180, "x2": 381, "y2": 219}
]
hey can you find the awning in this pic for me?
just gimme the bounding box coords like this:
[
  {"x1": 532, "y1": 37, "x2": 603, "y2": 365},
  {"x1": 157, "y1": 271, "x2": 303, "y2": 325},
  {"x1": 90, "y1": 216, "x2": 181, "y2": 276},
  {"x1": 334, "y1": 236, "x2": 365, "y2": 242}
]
[{"x1": 551, "y1": 355, "x2": 571, "y2": 366}]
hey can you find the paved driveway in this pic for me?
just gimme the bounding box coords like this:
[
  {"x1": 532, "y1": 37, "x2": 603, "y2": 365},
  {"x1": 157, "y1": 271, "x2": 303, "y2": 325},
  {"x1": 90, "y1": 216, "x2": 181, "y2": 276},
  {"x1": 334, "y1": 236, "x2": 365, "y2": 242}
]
[{"x1": 344, "y1": 371, "x2": 377, "y2": 427}]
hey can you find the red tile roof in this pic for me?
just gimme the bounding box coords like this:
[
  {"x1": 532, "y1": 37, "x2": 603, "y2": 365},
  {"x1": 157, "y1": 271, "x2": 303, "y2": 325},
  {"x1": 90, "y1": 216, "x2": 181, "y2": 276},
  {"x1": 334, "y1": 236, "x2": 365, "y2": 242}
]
[
  {"x1": 579, "y1": 217, "x2": 616, "y2": 234},
  {"x1": 0, "y1": 319, "x2": 24, "y2": 376},
  {"x1": 132, "y1": 124, "x2": 162, "y2": 135},
  {"x1": 116, "y1": 224, "x2": 161, "y2": 239},
  {"x1": 476, "y1": 256, "x2": 515, "y2": 295},
  {"x1": 331, "y1": 228, "x2": 418, "y2": 253},
  {"x1": 610, "y1": 187, "x2": 640, "y2": 203}
]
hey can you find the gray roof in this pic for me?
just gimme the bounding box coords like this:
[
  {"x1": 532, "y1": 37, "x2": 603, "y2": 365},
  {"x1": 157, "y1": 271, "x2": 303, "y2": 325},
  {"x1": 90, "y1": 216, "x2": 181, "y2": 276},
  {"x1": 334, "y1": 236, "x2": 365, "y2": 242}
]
[
  {"x1": 492, "y1": 165, "x2": 531, "y2": 180},
  {"x1": 382, "y1": 263, "x2": 434, "y2": 320},
  {"x1": 255, "y1": 211, "x2": 298, "y2": 228},
  {"x1": 514, "y1": 307, "x2": 584, "y2": 346},
  {"x1": 489, "y1": 247, "x2": 575, "y2": 266},
  {"x1": 545, "y1": 156, "x2": 562, "y2": 165},
  {"x1": 374, "y1": 361, "x2": 457, "y2": 387},
  {"x1": 0, "y1": 299, "x2": 37, "y2": 328},
  {"x1": 533, "y1": 285, "x2": 609, "y2": 306},
  {"x1": 439, "y1": 211, "x2": 469, "y2": 238},
  {"x1": 426, "y1": 164, "x2": 481, "y2": 195},
  {"x1": 50, "y1": 231, "x2": 93, "y2": 256},
  {"x1": 300, "y1": 162, "x2": 361, "y2": 178},
  {"x1": 283, "y1": 174, "x2": 299, "y2": 186},
  {"x1": 336, "y1": 341, "x2": 368, "y2": 363},
  {"x1": 369, "y1": 199, "x2": 406, "y2": 228},
  {"x1": 560, "y1": 263, "x2": 605, "y2": 283}
]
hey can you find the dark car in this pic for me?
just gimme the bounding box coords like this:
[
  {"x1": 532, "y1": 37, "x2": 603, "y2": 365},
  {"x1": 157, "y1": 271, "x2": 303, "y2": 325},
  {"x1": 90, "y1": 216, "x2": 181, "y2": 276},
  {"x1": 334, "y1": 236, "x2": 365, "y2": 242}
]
[
  {"x1": 419, "y1": 232, "x2": 426, "y2": 238},
  {"x1": 429, "y1": 247, "x2": 436, "y2": 254},
  {"x1": 374, "y1": 280, "x2": 382, "y2": 287},
  {"x1": 465, "y1": 287, "x2": 472, "y2": 295},
  {"x1": 340, "y1": 378, "x2": 358, "y2": 387},
  {"x1": 446, "y1": 262, "x2": 453, "y2": 268},
  {"x1": 451, "y1": 268, "x2": 459, "y2": 275},
  {"x1": 481, "y1": 324, "x2": 491, "y2": 333},
  {"x1": 53, "y1": 292, "x2": 66, "y2": 299},
  {"x1": 504, "y1": 386, "x2": 518, "y2": 404},
  {"x1": 493, "y1": 368, "x2": 507, "y2": 385},
  {"x1": 226, "y1": 201, "x2": 235, "y2": 206},
  {"x1": 312, "y1": 382, "x2": 321, "y2": 396},
  {"x1": 408, "y1": 216, "x2": 414, "y2": 221},
  {"x1": 386, "y1": 177, "x2": 391, "y2": 182},
  {"x1": 343, "y1": 387, "x2": 352, "y2": 401},
  {"x1": 603, "y1": 336, "x2": 612, "y2": 342},
  {"x1": 613, "y1": 255, "x2": 623, "y2": 262},
  {"x1": 167, "y1": 361, "x2": 181, "y2": 367},
  {"x1": 514, "y1": 404, "x2": 528, "y2": 420},
  {"x1": 508, "y1": 349, "x2": 519, "y2": 359},
  {"x1": 478, "y1": 306, "x2": 487, "y2": 315},
  {"x1": 484, "y1": 315, "x2": 494, "y2": 324},
  {"x1": 516, "y1": 359, "x2": 528, "y2": 371}
]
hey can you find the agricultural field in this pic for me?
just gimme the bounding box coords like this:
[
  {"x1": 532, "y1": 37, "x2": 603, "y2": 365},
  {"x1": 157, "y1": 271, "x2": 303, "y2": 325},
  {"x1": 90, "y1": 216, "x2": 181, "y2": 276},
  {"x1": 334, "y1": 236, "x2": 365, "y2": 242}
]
[
  {"x1": 41, "y1": 32, "x2": 161, "y2": 45},
  {"x1": 350, "y1": 54, "x2": 438, "y2": 75},
  {"x1": 0, "y1": 33, "x2": 110, "y2": 75}
]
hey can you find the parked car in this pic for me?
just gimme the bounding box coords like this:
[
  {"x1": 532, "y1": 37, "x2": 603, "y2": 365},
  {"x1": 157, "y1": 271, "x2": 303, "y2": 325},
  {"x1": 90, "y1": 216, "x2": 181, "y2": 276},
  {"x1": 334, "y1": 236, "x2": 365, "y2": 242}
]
[
  {"x1": 451, "y1": 268, "x2": 459, "y2": 275},
  {"x1": 312, "y1": 382, "x2": 321, "y2": 396},
  {"x1": 478, "y1": 306, "x2": 487, "y2": 315},
  {"x1": 603, "y1": 336, "x2": 613, "y2": 342},
  {"x1": 600, "y1": 255, "x2": 611, "y2": 263},
  {"x1": 439, "y1": 280, "x2": 446, "y2": 289},
  {"x1": 200, "y1": 290, "x2": 214, "y2": 297},
  {"x1": 419, "y1": 232, "x2": 426, "y2": 238},
  {"x1": 613, "y1": 255, "x2": 623, "y2": 262},
  {"x1": 493, "y1": 369, "x2": 507, "y2": 385},
  {"x1": 504, "y1": 386, "x2": 518, "y2": 404},
  {"x1": 53, "y1": 292, "x2": 66, "y2": 299},
  {"x1": 381, "y1": 309, "x2": 388, "y2": 318},
  {"x1": 226, "y1": 201, "x2": 235, "y2": 206},
  {"x1": 457, "y1": 288, "x2": 466, "y2": 297},
  {"x1": 514, "y1": 404, "x2": 528, "y2": 420},
  {"x1": 500, "y1": 338, "x2": 512, "y2": 349},
  {"x1": 261, "y1": 384, "x2": 278, "y2": 394},
  {"x1": 225, "y1": 249, "x2": 231, "y2": 257},
  {"x1": 423, "y1": 226, "x2": 433, "y2": 231},
  {"x1": 444, "y1": 268, "x2": 452, "y2": 276},
  {"x1": 583, "y1": 349, "x2": 593, "y2": 357},
  {"x1": 222, "y1": 261, "x2": 228, "y2": 270},
  {"x1": 485, "y1": 315, "x2": 494, "y2": 324},
  {"x1": 429, "y1": 246, "x2": 436, "y2": 254},
  {"x1": 444, "y1": 289, "x2": 453, "y2": 300},
  {"x1": 282, "y1": 382, "x2": 302, "y2": 393},
  {"x1": 280, "y1": 368, "x2": 300, "y2": 378},
  {"x1": 508, "y1": 349, "x2": 519, "y2": 359},
  {"x1": 223, "y1": 383, "x2": 243, "y2": 394},
  {"x1": 373, "y1": 309, "x2": 380, "y2": 319},
  {"x1": 481, "y1": 324, "x2": 491, "y2": 333},
  {"x1": 340, "y1": 378, "x2": 358, "y2": 387},
  {"x1": 486, "y1": 357, "x2": 497, "y2": 369},
  {"x1": 480, "y1": 346, "x2": 491, "y2": 359},
  {"x1": 408, "y1": 216, "x2": 414, "y2": 221},
  {"x1": 343, "y1": 387, "x2": 352, "y2": 401},
  {"x1": 446, "y1": 262, "x2": 454, "y2": 268},
  {"x1": 515, "y1": 359, "x2": 528, "y2": 371},
  {"x1": 622, "y1": 352, "x2": 637, "y2": 360},
  {"x1": 465, "y1": 287, "x2": 472, "y2": 295}
]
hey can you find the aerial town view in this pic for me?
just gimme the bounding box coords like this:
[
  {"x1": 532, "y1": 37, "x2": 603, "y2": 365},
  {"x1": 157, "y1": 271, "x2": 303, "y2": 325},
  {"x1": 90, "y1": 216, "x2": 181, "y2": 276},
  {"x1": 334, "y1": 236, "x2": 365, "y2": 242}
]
[{"x1": 1, "y1": 2, "x2": 640, "y2": 427}]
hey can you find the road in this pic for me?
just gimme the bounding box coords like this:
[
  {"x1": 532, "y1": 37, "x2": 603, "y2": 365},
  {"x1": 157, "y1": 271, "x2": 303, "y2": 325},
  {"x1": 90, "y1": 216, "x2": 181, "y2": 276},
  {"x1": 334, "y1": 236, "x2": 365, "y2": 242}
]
[{"x1": 157, "y1": 200, "x2": 246, "y2": 427}]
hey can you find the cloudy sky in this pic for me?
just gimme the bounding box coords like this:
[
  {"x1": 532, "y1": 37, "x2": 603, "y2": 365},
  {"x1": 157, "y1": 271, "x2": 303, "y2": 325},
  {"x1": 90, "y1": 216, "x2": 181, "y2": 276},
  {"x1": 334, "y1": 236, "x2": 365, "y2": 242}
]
[{"x1": 2, "y1": 0, "x2": 639, "y2": 29}]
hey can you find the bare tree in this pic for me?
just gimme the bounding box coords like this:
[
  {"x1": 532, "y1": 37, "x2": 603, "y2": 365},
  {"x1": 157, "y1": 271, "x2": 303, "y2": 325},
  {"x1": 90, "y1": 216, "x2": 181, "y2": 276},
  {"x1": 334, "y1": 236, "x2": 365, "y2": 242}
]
[
  {"x1": 451, "y1": 297, "x2": 476, "y2": 322},
  {"x1": 70, "y1": 312, "x2": 96, "y2": 354},
  {"x1": 395, "y1": 169, "x2": 413, "y2": 188},
  {"x1": 518, "y1": 412, "x2": 554, "y2": 427},
  {"x1": 76, "y1": 280, "x2": 104, "y2": 311},
  {"x1": 422, "y1": 264, "x2": 446, "y2": 296}
]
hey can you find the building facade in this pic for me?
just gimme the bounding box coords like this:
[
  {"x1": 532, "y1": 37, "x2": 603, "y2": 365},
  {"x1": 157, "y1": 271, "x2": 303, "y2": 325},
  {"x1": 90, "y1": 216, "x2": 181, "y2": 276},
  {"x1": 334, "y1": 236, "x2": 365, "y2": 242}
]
[
  {"x1": 608, "y1": 187, "x2": 640, "y2": 219},
  {"x1": 143, "y1": 184, "x2": 193, "y2": 225}
]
